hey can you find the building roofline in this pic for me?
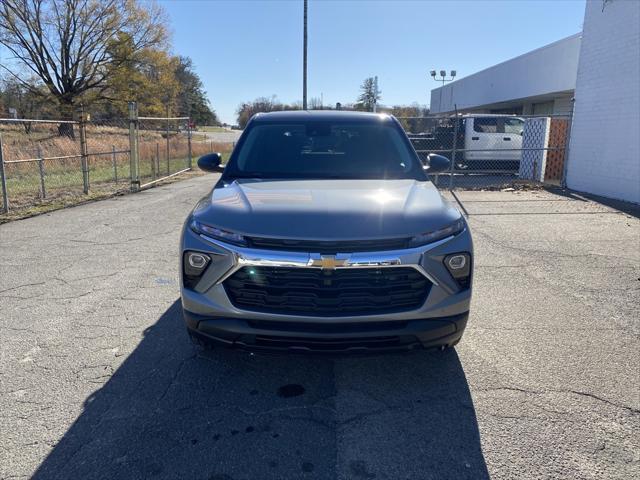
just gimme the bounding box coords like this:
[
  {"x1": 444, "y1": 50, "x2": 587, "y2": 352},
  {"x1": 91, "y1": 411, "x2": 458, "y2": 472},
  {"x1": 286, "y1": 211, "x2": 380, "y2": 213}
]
[{"x1": 431, "y1": 32, "x2": 582, "y2": 95}]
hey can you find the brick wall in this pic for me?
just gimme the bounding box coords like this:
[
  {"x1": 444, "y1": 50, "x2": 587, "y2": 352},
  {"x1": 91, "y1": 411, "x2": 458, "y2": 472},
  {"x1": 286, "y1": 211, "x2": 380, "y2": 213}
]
[{"x1": 566, "y1": 0, "x2": 640, "y2": 204}]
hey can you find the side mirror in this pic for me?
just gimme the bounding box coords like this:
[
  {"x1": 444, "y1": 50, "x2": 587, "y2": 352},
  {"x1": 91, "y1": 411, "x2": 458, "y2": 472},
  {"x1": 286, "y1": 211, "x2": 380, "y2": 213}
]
[
  {"x1": 424, "y1": 153, "x2": 450, "y2": 174},
  {"x1": 197, "y1": 153, "x2": 224, "y2": 173}
]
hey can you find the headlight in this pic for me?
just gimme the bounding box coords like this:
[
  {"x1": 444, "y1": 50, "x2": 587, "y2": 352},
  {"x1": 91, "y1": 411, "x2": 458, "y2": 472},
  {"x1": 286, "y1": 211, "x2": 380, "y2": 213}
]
[
  {"x1": 408, "y1": 217, "x2": 465, "y2": 247},
  {"x1": 190, "y1": 219, "x2": 247, "y2": 246}
]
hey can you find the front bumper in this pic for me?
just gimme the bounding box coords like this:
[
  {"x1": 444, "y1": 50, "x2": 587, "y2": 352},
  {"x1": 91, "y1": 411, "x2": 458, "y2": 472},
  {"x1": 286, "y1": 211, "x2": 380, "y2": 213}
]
[
  {"x1": 180, "y1": 224, "x2": 473, "y2": 353},
  {"x1": 185, "y1": 310, "x2": 468, "y2": 354}
]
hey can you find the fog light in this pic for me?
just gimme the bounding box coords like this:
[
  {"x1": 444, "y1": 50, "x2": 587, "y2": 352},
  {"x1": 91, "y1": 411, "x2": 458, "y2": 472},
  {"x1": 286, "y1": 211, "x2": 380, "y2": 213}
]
[
  {"x1": 447, "y1": 254, "x2": 467, "y2": 270},
  {"x1": 188, "y1": 253, "x2": 209, "y2": 269},
  {"x1": 183, "y1": 251, "x2": 211, "y2": 288},
  {"x1": 444, "y1": 253, "x2": 471, "y2": 289}
]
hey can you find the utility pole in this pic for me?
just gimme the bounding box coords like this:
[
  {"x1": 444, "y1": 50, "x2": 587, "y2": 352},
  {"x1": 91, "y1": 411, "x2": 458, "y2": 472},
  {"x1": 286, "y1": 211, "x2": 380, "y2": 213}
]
[
  {"x1": 373, "y1": 76, "x2": 379, "y2": 113},
  {"x1": 303, "y1": 0, "x2": 308, "y2": 110}
]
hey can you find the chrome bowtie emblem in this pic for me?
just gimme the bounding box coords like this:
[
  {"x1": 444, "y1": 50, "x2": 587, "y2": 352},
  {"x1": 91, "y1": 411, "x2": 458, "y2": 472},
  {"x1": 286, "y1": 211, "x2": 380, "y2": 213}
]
[{"x1": 309, "y1": 254, "x2": 350, "y2": 270}]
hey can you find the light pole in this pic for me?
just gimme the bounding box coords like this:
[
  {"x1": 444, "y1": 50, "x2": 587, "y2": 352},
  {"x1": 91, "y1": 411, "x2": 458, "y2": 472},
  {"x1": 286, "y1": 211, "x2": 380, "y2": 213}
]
[
  {"x1": 430, "y1": 70, "x2": 456, "y2": 112},
  {"x1": 303, "y1": 0, "x2": 308, "y2": 110}
]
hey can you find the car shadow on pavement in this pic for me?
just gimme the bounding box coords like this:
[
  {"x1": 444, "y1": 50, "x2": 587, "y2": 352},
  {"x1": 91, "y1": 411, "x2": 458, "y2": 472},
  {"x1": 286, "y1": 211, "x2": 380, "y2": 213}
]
[{"x1": 32, "y1": 300, "x2": 488, "y2": 480}]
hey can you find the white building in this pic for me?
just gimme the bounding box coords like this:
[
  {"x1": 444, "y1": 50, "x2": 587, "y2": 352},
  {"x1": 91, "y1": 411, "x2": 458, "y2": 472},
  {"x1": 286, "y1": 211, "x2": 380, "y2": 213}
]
[
  {"x1": 565, "y1": 0, "x2": 640, "y2": 204},
  {"x1": 430, "y1": 34, "x2": 581, "y2": 116}
]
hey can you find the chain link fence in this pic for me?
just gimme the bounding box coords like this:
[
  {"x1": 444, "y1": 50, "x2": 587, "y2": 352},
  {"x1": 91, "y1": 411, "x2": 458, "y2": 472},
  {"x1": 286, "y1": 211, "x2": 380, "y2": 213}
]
[
  {"x1": 0, "y1": 118, "x2": 91, "y2": 212},
  {"x1": 136, "y1": 116, "x2": 192, "y2": 187},
  {"x1": 0, "y1": 117, "x2": 135, "y2": 213},
  {"x1": 397, "y1": 113, "x2": 572, "y2": 190},
  {"x1": 0, "y1": 102, "x2": 230, "y2": 216},
  {"x1": 84, "y1": 120, "x2": 132, "y2": 190},
  {"x1": 1, "y1": 108, "x2": 574, "y2": 214}
]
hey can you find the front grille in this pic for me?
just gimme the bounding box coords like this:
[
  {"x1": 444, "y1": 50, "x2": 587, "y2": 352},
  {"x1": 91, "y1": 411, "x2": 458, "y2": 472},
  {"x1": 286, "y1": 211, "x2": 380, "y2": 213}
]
[
  {"x1": 246, "y1": 237, "x2": 410, "y2": 253},
  {"x1": 224, "y1": 267, "x2": 431, "y2": 316}
]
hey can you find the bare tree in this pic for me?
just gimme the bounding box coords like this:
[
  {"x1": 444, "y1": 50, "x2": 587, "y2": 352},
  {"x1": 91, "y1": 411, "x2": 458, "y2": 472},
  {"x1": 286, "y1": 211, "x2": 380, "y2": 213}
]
[
  {"x1": 308, "y1": 96, "x2": 323, "y2": 110},
  {"x1": 0, "y1": 0, "x2": 167, "y2": 135},
  {"x1": 235, "y1": 96, "x2": 303, "y2": 129}
]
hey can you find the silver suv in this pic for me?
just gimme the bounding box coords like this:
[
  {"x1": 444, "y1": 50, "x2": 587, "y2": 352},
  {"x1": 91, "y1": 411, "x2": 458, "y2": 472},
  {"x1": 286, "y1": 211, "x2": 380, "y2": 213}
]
[{"x1": 180, "y1": 111, "x2": 473, "y2": 354}]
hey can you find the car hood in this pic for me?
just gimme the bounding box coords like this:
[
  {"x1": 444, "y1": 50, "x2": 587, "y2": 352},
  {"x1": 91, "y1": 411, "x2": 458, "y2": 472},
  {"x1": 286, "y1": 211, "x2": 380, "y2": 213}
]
[{"x1": 191, "y1": 179, "x2": 461, "y2": 240}]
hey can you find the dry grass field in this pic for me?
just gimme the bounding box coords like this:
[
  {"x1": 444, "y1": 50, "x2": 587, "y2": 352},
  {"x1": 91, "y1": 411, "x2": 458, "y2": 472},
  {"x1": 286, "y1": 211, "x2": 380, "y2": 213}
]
[{"x1": 0, "y1": 122, "x2": 232, "y2": 220}]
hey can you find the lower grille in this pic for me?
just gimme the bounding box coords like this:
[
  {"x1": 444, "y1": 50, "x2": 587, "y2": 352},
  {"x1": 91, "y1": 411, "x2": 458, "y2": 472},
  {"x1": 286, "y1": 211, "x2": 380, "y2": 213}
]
[
  {"x1": 223, "y1": 266, "x2": 431, "y2": 316},
  {"x1": 248, "y1": 319, "x2": 409, "y2": 333},
  {"x1": 252, "y1": 335, "x2": 406, "y2": 351}
]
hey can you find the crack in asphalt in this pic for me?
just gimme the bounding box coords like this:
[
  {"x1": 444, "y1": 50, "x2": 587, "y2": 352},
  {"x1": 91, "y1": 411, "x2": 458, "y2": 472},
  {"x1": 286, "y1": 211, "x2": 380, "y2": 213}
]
[
  {"x1": 0, "y1": 282, "x2": 46, "y2": 294},
  {"x1": 61, "y1": 229, "x2": 175, "y2": 247},
  {"x1": 232, "y1": 405, "x2": 337, "y2": 431},
  {"x1": 476, "y1": 386, "x2": 640, "y2": 415},
  {"x1": 155, "y1": 352, "x2": 199, "y2": 408},
  {"x1": 338, "y1": 405, "x2": 404, "y2": 427},
  {"x1": 471, "y1": 226, "x2": 639, "y2": 263},
  {"x1": 567, "y1": 389, "x2": 640, "y2": 415},
  {"x1": 235, "y1": 402, "x2": 337, "y2": 418}
]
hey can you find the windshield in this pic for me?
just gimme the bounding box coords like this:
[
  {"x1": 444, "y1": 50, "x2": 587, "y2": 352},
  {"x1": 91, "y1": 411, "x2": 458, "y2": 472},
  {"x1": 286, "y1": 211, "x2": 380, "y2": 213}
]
[{"x1": 223, "y1": 121, "x2": 425, "y2": 180}]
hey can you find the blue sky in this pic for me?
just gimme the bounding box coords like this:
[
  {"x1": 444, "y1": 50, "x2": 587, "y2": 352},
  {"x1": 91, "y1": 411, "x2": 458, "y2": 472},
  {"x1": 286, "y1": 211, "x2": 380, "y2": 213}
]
[{"x1": 164, "y1": 0, "x2": 586, "y2": 124}]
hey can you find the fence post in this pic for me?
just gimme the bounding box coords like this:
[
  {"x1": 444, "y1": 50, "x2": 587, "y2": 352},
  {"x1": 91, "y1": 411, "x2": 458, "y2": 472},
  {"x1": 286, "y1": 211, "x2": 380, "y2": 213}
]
[
  {"x1": 152, "y1": 147, "x2": 156, "y2": 180},
  {"x1": 37, "y1": 146, "x2": 46, "y2": 199},
  {"x1": 166, "y1": 106, "x2": 171, "y2": 175},
  {"x1": 449, "y1": 106, "x2": 459, "y2": 191},
  {"x1": 112, "y1": 146, "x2": 118, "y2": 183},
  {"x1": 560, "y1": 103, "x2": 574, "y2": 188},
  {"x1": 78, "y1": 105, "x2": 89, "y2": 193},
  {"x1": 187, "y1": 118, "x2": 193, "y2": 170},
  {"x1": 156, "y1": 143, "x2": 160, "y2": 177},
  {"x1": 0, "y1": 134, "x2": 8, "y2": 213},
  {"x1": 128, "y1": 102, "x2": 140, "y2": 191}
]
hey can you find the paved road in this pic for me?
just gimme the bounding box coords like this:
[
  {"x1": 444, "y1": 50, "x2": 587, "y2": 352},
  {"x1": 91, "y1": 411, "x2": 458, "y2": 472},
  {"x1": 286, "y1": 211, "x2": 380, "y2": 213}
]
[
  {"x1": 1, "y1": 177, "x2": 638, "y2": 479},
  {"x1": 200, "y1": 129, "x2": 242, "y2": 144}
]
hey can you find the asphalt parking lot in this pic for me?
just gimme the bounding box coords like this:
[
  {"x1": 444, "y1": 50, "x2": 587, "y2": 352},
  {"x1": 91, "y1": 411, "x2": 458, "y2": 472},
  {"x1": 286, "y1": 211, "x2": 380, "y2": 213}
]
[{"x1": 1, "y1": 176, "x2": 638, "y2": 480}]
